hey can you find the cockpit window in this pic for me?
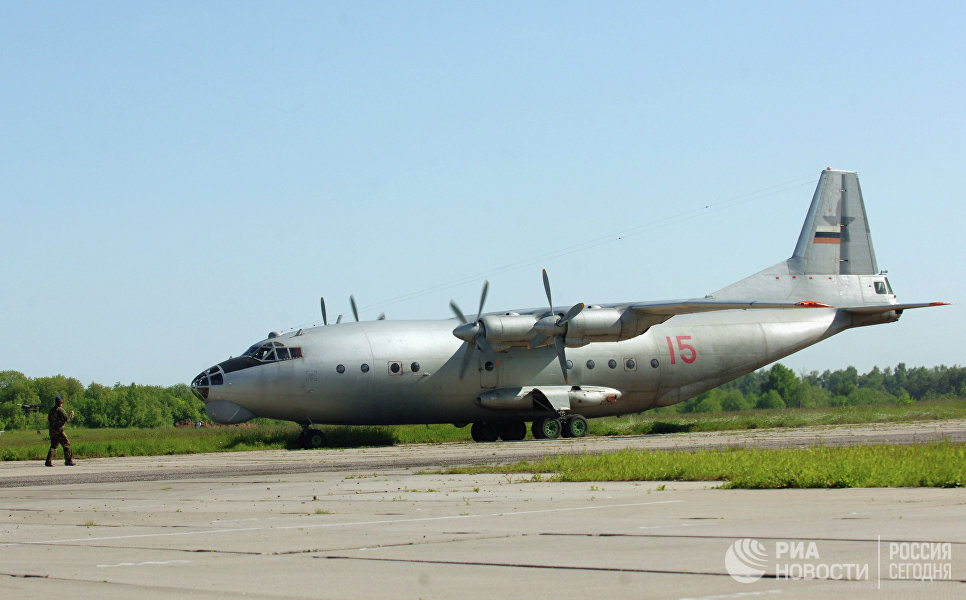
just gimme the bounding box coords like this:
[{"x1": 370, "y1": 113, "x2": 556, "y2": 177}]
[
  {"x1": 251, "y1": 346, "x2": 276, "y2": 361},
  {"x1": 874, "y1": 281, "x2": 887, "y2": 295},
  {"x1": 243, "y1": 341, "x2": 303, "y2": 363}
]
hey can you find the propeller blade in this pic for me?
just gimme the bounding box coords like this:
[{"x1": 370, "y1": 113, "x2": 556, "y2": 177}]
[
  {"x1": 476, "y1": 335, "x2": 497, "y2": 364},
  {"x1": 529, "y1": 333, "x2": 548, "y2": 349},
  {"x1": 449, "y1": 300, "x2": 468, "y2": 324},
  {"x1": 336, "y1": 314, "x2": 343, "y2": 324},
  {"x1": 476, "y1": 280, "x2": 489, "y2": 322},
  {"x1": 458, "y1": 342, "x2": 475, "y2": 381},
  {"x1": 554, "y1": 335, "x2": 569, "y2": 383},
  {"x1": 320, "y1": 297, "x2": 328, "y2": 326},
  {"x1": 350, "y1": 295, "x2": 359, "y2": 322},
  {"x1": 542, "y1": 269, "x2": 552, "y2": 311},
  {"x1": 558, "y1": 302, "x2": 585, "y2": 326}
]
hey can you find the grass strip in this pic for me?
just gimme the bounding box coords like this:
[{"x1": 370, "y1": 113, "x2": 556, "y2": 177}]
[
  {"x1": 441, "y1": 442, "x2": 966, "y2": 488},
  {"x1": 588, "y1": 399, "x2": 966, "y2": 436},
  {"x1": 2, "y1": 399, "x2": 963, "y2": 461},
  {"x1": 0, "y1": 424, "x2": 395, "y2": 461}
]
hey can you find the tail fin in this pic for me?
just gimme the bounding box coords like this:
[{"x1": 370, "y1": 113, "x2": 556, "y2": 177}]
[
  {"x1": 789, "y1": 169, "x2": 877, "y2": 275},
  {"x1": 710, "y1": 168, "x2": 948, "y2": 315},
  {"x1": 711, "y1": 168, "x2": 886, "y2": 305}
]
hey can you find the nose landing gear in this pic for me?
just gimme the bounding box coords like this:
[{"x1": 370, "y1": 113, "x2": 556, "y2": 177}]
[{"x1": 301, "y1": 427, "x2": 325, "y2": 449}]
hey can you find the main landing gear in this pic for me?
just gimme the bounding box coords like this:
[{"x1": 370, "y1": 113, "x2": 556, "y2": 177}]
[
  {"x1": 532, "y1": 414, "x2": 588, "y2": 440},
  {"x1": 300, "y1": 426, "x2": 325, "y2": 449},
  {"x1": 470, "y1": 421, "x2": 527, "y2": 442},
  {"x1": 469, "y1": 414, "x2": 588, "y2": 442}
]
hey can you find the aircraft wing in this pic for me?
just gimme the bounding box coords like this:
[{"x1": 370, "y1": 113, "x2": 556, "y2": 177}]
[{"x1": 630, "y1": 299, "x2": 832, "y2": 317}]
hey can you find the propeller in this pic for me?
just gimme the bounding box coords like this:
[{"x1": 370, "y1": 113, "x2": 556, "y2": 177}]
[
  {"x1": 529, "y1": 269, "x2": 584, "y2": 383},
  {"x1": 343, "y1": 295, "x2": 386, "y2": 322},
  {"x1": 320, "y1": 297, "x2": 328, "y2": 326},
  {"x1": 449, "y1": 281, "x2": 496, "y2": 381}
]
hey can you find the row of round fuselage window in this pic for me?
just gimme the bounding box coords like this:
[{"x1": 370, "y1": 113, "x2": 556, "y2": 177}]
[
  {"x1": 573, "y1": 358, "x2": 659, "y2": 370},
  {"x1": 335, "y1": 362, "x2": 421, "y2": 374},
  {"x1": 333, "y1": 358, "x2": 660, "y2": 374}
]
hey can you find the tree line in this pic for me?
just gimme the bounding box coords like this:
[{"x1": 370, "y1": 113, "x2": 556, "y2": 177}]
[
  {"x1": 666, "y1": 363, "x2": 966, "y2": 414},
  {"x1": 0, "y1": 372, "x2": 204, "y2": 430},
  {"x1": 1, "y1": 363, "x2": 964, "y2": 430}
]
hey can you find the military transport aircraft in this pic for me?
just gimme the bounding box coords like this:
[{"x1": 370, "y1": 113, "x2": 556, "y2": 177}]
[{"x1": 191, "y1": 169, "x2": 947, "y2": 448}]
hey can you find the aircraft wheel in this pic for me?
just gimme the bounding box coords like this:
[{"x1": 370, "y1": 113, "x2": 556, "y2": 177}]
[
  {"x1": 531, "y1": 420, "x2": 546, "y2": 440},
  {"x1": 563, "y1": 414, "x2": 588, "y2": 438},
  {"x1": 533, "y1": 417, "x2": 561, "y2": 440},
  {"x1": 471, "y1": 422, "x2": 499, "y2": 443},
  {"x1": 302, "y1": 428, "x2": 325, "y2": 449},
  {"x1": 498, "y1": 420, "x2": 527, "y2": 441}
]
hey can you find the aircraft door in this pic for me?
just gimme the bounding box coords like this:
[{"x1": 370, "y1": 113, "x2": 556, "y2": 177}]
[{"x1": 480, "y1": 354, "x2": 498, "y2": 389}]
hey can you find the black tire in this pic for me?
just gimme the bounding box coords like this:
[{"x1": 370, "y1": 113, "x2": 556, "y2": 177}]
[
  {"x1": 531, "y1": 420, "x2": 546, "y2": 439},
  {"x1": 471, "y1": 422, "x2": 499, "y2": 443},
  {"x1": 498, "y1": 420, "x2": 527, "y2": 441},
  {"x1": 302, "y1": 428, "x2": 325, "y2": 449},
  {"x1": 564, "y1": 414, "x2": 588, "y2": 438},
  {"x1": 534, "y1": 417, "x2": 561, "y2": 440}
]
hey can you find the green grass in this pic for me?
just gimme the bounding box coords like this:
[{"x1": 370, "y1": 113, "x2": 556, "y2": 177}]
[
  {"x1": 0, "y1": 424, "x2": 396, "y2": 461},
  {"x1": 588, "y1": 399, "x2": 966, "y2": 437},
  {"x1": 440, "y1": 442, "x2": 966, "y2": 488},
  {"x1": 2, "y1": 399, "x2": 963, "y2": 462}
]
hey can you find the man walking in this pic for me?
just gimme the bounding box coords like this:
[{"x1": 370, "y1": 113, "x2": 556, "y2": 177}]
[{"x1": 46, "y1": 396, "x2": 75, "y2": 467}]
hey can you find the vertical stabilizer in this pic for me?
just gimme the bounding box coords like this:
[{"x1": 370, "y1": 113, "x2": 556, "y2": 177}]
[{"x1": 789, "y1": 169, "x2": 878, "y2": 275}]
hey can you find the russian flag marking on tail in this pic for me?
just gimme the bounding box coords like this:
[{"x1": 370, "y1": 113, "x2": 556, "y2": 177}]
[{"x1": 813, "y1": 225, "x2": 841, "y2": 244}]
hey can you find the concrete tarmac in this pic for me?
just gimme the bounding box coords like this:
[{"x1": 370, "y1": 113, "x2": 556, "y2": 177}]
[{"x1": 1, "y1": 422, "x2": 964, "y2": 599}]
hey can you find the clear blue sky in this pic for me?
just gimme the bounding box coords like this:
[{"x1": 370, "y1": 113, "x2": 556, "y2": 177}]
[{"x1": 2, "y1": 2, "x2": 962, "y2": 386}]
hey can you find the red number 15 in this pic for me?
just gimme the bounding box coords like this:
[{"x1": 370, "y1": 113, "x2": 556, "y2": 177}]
[{"x1": 666, "y1": 335, "x2": 696, "y2": 365}]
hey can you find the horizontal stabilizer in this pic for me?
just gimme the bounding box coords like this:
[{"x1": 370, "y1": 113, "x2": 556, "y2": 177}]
[{"x1": 842, "y1": 302, "x2": 950, "y2": 314}]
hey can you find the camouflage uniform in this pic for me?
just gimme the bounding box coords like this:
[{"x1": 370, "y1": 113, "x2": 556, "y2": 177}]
[{"x1": 46, "y1": 404, "x2": 74, "y2": 466}]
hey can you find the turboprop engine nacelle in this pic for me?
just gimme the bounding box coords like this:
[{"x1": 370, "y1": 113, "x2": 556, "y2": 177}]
[
  {"x1": 564, "y1": 306, "x2": 646, "y2": 347},
  {"x1": 479, "y1": 313, "x2": 539, "y2": 349},
  {"x1": 478, "y1": 307, "x2": 652, "y2": 350}
]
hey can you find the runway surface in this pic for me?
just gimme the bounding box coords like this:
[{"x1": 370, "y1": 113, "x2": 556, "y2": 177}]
[{"x1": 1, "y1": 421, "x2": 964, "y2": 599}]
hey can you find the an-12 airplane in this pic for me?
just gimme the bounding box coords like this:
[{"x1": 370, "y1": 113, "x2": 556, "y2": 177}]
[{"x1": 191, "y1": 169, "x2": 947, "y2": 448}]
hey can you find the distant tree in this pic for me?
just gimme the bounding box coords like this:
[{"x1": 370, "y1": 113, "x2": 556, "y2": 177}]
[
  {"x1": 762, "y1": 364, "x2": 801, "y2": 405},
  {"x1": 824, "y1": 366, "x2": 858, "y2": 397},
  {"x1": 719, "y1": 388, "x2": 752, "y2": 412},
  {"x1": 859, "y1": 366, "x2": 886, "y2": 392},
  {"x1": 755, "y1": 390, "x2": 785, "y2": 410},
  {"x1": 692, "y1": 391, "x2": 722, "y2": 413}
]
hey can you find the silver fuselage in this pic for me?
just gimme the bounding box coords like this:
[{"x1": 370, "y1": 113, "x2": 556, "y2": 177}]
[
  {"x1": 198, "y1": 306, "x2": 860, "y2": 425},
  {"x1": 191, "y1": 169, "x2": 941, "y2": 428}
]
